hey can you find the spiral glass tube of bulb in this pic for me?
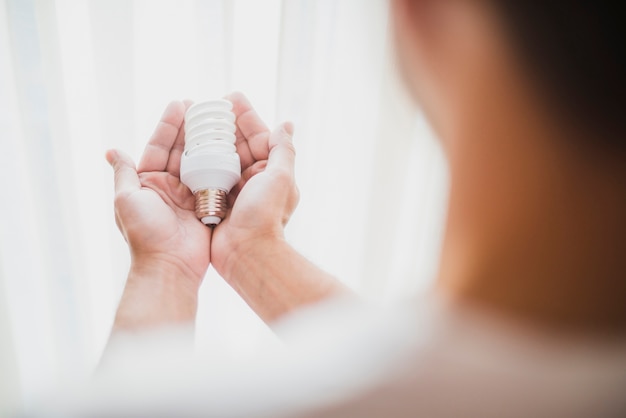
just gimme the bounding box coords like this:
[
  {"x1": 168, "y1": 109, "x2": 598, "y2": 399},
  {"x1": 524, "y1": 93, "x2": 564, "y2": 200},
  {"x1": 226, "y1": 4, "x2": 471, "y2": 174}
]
[{"x1": 180, "y1": 99, "x2": 241, "y2": 226}]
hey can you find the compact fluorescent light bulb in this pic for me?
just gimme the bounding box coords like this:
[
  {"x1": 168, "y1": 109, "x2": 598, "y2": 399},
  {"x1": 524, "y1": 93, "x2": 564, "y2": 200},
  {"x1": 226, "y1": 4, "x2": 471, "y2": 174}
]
[{"x1": 180, "y1": 99, "x2": 241, "y2": 226}]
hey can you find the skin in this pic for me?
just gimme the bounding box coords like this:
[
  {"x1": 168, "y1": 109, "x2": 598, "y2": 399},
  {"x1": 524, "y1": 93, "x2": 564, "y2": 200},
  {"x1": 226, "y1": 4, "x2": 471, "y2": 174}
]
[
  {"x1": 106, "y1": 101, "x2": 210, "y2": 329},
  {"x1": 107, "y1": 93, "x2": 344, "y2": 330},
  {"x1": 107, "y1": 0, "x2": 626, "y2": 336},
  {"x1": 390, "y1": 0, "x2": 626, "y2": 334}
]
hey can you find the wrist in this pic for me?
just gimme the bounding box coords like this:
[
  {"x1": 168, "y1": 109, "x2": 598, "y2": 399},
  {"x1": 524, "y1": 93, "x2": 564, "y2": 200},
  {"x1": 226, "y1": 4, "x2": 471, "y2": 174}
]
[
  {"x1": 113, "y1": 258, "x2": 201, "y2": 332},
  {"x1": 217, "y1": 230, "x2": 286, "y2": 284},
  {"x1": 213, "y1": 230, "x2": 345, "y2": 323},
  {"x1": 131, "y1": 251, "x2": 206, "y2": 288}
]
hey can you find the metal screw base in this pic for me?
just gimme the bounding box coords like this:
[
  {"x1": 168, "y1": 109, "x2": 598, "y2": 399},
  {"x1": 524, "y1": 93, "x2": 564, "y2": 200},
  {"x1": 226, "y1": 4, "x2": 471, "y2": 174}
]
[{"x1": 194, "y1": 188, "x2": 228, "y2": 226}]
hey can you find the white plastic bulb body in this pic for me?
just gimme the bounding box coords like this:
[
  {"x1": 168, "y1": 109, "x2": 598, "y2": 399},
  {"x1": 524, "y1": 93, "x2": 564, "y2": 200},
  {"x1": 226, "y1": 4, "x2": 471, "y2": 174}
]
[{"x1": 180, "y1": 99, "x2": 241, "y2": 225}]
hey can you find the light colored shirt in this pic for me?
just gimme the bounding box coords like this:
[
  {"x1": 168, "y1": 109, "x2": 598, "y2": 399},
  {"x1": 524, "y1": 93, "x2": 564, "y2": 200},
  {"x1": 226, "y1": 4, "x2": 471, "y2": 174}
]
[{"x1": 36, "y1": 295, "x2": 626, "y2": 417}]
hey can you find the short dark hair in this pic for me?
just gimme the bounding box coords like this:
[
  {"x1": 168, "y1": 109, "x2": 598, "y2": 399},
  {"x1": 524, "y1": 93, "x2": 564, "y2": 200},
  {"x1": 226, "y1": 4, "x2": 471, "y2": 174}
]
[{"x1": 493, "y1": 2, "x2": 625, "y2": 147}]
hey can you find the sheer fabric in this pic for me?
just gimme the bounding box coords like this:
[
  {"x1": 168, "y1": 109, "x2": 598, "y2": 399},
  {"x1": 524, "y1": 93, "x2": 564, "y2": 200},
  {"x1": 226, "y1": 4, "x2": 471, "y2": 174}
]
[{"x1": 0, "y1": 0, "x2": 448, "y2": 411}]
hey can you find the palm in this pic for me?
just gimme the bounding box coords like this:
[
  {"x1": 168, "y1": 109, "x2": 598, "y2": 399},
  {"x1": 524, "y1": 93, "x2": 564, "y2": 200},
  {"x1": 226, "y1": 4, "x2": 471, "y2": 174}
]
[
  {"x1": 125, "y1": 172, "x2": 210, "y2": 278},
  {"x1": 111, "y1": 101, "x2": 211, "y2": 283},
  {"x1": 211, "y1": 92, "x2": 298, "y2": 273}
]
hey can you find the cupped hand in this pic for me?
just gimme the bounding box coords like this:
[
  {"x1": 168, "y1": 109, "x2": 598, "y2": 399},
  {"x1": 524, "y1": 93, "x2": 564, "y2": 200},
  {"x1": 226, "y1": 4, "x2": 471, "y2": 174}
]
[
  {"x1": 107, "y1": 101, "x2": 211, "y2": 287},
  {"x1": 211, "y1": 92, "x2": 299, "y2": 277}
]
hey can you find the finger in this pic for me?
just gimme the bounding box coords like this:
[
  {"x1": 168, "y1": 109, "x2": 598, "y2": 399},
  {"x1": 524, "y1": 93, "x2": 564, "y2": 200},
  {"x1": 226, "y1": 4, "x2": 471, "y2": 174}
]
[
  {"x1": 266, "y1": 122, "x2": 295, "y2": 176},
  {"x1": 137, "y1": 101, "x2": 185, "y2": 173},
  {"x1": 224, "y1": 92, "x2": 254, "y2": 169},
  {"x1": 225, "y1": 91, "x2": 269, "y2": 167},
  {"x1": 165, "y1": 99, "x2": 194, "y2": 177},
  {"x1": 106, "y1": 149, "x2": 141, "y2": 196},
  {"x1": 228, "y1": 160, "x2": 268, "y2": 205}
]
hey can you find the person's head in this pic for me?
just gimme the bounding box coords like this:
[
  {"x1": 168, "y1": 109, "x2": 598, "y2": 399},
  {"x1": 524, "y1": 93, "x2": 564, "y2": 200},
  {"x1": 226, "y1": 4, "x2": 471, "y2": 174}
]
[
  {"x1": 390, "y1": 0, "x2": 626, "y2": 334},
  {"x1": 391, "y1": 0, "x2": 625, "y2": 154}
]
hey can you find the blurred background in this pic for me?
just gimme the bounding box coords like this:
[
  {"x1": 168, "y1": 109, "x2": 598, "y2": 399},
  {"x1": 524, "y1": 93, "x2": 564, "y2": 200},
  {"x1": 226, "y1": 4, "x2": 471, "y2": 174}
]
[{"x1": 0, "y1": 0, "x2": 448, "y2": 412}]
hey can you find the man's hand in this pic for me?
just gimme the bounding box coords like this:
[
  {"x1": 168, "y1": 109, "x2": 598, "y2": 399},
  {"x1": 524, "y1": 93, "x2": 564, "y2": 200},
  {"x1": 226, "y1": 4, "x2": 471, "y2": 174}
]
[
  {"x1": 211, "y1": 92, "x2": 299, "y2": 278},
  {"x1": 210, "y1": 93, "x2": 344, "y2": 322},
  {"x1": 106, "y1": 101, "x2": 211, "y2": 330}
]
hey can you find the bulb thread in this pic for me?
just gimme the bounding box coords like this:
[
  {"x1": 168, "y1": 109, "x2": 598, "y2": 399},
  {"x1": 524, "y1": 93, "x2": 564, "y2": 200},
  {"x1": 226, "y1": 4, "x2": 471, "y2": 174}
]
[{"x1": 194, "y1": 188, "x2": 228, "y2": 225}]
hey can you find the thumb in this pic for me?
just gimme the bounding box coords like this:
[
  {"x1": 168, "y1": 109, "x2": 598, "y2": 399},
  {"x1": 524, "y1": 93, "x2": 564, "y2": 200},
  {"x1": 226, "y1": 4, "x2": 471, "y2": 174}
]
[
  {"x1": 266, "y1": 122, "x2": 295, "y2": 175},
  {"x1": 106, "y1": 149, "x2": 141, "y2": 196}
]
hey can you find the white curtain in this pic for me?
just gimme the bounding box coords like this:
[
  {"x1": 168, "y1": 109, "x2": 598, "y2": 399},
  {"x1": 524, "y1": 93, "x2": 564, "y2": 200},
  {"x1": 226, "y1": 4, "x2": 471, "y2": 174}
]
[{"x1": 0, "y1": 0, "x2": 448, "y2": 411}]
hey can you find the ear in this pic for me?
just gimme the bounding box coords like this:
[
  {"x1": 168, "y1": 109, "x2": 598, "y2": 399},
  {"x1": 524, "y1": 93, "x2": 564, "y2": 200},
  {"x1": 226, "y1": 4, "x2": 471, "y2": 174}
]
[
  {"x1": 390, "y1": 0, "x2": 454, "y2": 88},
  {"x1": 391, "y1": 0, "x2": 486, "y2": 140},
  {"x1": 391, "y1": 0, "x2": 446, "y2": 43}
]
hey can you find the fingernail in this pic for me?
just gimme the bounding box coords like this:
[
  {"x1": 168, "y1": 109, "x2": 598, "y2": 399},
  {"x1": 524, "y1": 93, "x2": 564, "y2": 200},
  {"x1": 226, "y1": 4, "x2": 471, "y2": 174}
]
[
  {"x1": 105, "y1": 149, "x2": 117, "y2": 166},
  {"x1": 283, "y1": 121, "x2": 294, "y2": 136}
]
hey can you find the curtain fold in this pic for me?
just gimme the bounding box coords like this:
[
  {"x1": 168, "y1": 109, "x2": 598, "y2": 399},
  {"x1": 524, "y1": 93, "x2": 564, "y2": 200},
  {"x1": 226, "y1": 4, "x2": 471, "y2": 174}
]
[{"x1": 0, "y1": 0, "x2": 448, "y2": 409}]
